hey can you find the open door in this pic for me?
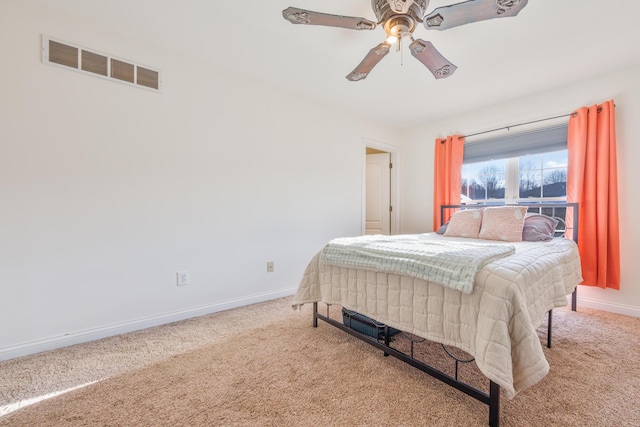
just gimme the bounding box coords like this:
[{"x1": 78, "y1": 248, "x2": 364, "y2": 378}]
[{"x1": 365, "y1": 152, "x2": 391, "y2": 235}]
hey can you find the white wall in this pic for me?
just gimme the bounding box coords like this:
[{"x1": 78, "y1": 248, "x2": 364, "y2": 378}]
[
  {"x1": 399, "y1": 64, "x2": 640, "y2": 317},
  {"x1": 0, "y1": 2, "x2": 399, "y2": 360},
  {"x1": 3, "y1": 1, "x2": 638, "y2": 362}
]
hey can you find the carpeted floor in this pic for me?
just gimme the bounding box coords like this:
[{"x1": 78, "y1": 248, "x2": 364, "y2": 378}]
[{"x1": 1, "y1": 297, "x2": 639, "y2": 426}]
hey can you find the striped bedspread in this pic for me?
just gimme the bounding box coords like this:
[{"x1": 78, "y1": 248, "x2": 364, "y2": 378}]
[{"x1": 319, "y1": 234, "x2": 515, "y2": 294}]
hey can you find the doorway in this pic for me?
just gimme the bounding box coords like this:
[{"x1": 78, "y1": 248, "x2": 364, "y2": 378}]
[
  {"x1": 366, "y1": 150, "x2": 391, "y2": 235},
  {"x1": 362, "y1": 139, "x2": 398, "y2": 235}
]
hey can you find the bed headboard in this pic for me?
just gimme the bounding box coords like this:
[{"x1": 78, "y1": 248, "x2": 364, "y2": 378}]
[{"x1": 440, "y1": 203, "x2": 579, "y2": 244}]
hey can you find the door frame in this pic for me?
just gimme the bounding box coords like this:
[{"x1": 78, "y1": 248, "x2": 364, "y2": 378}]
[{"x1": 361, "y1": 137, "x2": 400, "y2": 235}]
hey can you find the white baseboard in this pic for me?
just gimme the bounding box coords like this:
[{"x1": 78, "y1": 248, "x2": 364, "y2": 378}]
[
  {"x1": 0, "y1": 287, "x2": 297, "y2": 362},
  {"x1": 4, "y1": 289, "x2": 637, "y2": 362},
  {"x1": 576, "y1": 296, "x2": 640, "y2": 318}
]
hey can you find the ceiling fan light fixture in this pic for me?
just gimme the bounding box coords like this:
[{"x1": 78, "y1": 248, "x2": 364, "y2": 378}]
[{"x1": 383, "y1": 15, "x2": 414, "y2": 37}]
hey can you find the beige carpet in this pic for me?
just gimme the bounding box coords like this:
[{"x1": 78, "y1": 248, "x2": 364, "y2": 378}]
[{"x1": 1, "y1": 297, "x2": 639, "y2": 426}]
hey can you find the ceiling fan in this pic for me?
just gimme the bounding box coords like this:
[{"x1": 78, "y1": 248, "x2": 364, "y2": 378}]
[{"x1": 282, "y1": 0, "x2": 528, "y2": 81}]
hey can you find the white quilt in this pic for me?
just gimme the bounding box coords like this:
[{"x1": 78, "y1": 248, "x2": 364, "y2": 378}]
[{"x1": 292, "y1": 233, "x2": 583, "y2": 399}]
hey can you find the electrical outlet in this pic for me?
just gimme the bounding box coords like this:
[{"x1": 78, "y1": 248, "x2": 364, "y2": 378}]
[
  {"x1": 266, "y1": 262, "x2": 274, "y2": 273},
  {"x1": 177, "y1": 270, "x2": 189, "y2": 286}
]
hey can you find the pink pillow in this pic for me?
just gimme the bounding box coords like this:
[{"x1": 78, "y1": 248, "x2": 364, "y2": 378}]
[
  {"x1": 479, "y1": 206, "x2": 528, "y2": 242},
  {"x1": 444, "y1": 209, "x2": 483, "y2": 238}
]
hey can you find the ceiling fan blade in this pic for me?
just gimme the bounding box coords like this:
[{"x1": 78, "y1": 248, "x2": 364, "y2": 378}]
[
  {"x1": 386, "y1": 0, "x2": 415, "y2": 14},
  {"x1": 409, "y1": 39, "x2": 457, "y2": 79},
  {"x1": 282, "y1": 7, "x2": 377, "y2": 30},
  {"x1": 346, "y1": 42, "x2": 392, "y2": 81},
  {"x1": 423, "y1": 0, "x2": 528, "y2": 31}
]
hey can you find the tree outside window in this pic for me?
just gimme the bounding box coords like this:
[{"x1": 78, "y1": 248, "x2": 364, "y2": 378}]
[
  {"x1": 519, "y1": 151, "x2": 567, "y2": 199},
  {"x1": 462, "y1": 150, "x2": 567, "y2": 204}
]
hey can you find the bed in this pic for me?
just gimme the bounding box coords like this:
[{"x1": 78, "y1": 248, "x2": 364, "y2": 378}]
[{"x1": 292, "y1": 203, "x2": 582, "y2": 427}]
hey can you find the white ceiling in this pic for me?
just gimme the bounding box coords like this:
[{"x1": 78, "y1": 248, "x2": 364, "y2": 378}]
[{"x1": 34, "y1": 0, "x2": 640, "y2": 129}]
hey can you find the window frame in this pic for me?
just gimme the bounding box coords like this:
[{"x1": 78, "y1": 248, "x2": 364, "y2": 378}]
[{"x1": 461, "y1": 150, "x2": 568, "y2": 205}]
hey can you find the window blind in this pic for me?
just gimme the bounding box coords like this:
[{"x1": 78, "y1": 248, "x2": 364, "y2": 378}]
[{"x1": 463, "y1": 124, "x2": 568, "y2": 163}]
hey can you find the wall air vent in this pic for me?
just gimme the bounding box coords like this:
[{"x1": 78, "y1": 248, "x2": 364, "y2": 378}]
[{"x1": 42, "y1": 35, "x2": 161, "y2": 92}]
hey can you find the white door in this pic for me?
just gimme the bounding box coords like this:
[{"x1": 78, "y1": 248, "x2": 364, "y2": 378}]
[{"x1": 365, "y1": 152, "x2": 391, "y2": 235}]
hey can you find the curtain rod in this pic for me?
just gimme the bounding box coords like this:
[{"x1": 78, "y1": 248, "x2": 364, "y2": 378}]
[
  {"x1": 459, "y1": 113, "x2": 573, "y2": 140},
  {"x1": 459, "y1": 104, "x2": 615, "y2": 140}
]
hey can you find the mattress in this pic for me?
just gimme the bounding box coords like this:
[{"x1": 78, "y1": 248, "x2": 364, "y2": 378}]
[{"x1": 292, "y1": 233, "x2": 583, "y2": 399}]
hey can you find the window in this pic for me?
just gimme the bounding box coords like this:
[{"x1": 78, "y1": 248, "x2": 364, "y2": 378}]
[
  {"x1": 462, "y1": 150, "x2": 567, "y2": 204},
  {"x1": 461, "y1": 125, "x2": 568, "y2": 205},
  {"x1": 462, "y1": 159, "x2": 506, "y2": 202},
  {"x1": 519, "y1": 151, "x2": 567, "y2": 200}
]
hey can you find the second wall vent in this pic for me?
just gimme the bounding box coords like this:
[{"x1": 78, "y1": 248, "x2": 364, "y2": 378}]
[{"x1": 42, "y1": 36, "x2": 161, "y2": 92}]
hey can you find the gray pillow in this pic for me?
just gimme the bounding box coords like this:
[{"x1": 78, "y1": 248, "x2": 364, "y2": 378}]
[
  {"x1": 522, "y1": 213, "x2": 559, "y2": 241},
  {"x1": 436, "y1": 222, "x2": 448, "y2": 234}
]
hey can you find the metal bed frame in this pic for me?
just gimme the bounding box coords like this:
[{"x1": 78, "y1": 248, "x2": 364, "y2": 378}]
[{"x1": 311, "y1": 202, "x2": 579, "y2": 427}]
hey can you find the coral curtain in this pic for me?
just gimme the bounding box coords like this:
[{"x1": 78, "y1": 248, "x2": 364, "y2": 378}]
[
  {"x1": 433, "y1": 135, "x2": 465, "y2": 231},
  {"x1": 567, "y1": 100, "x2": 620, "y2": 289}
]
